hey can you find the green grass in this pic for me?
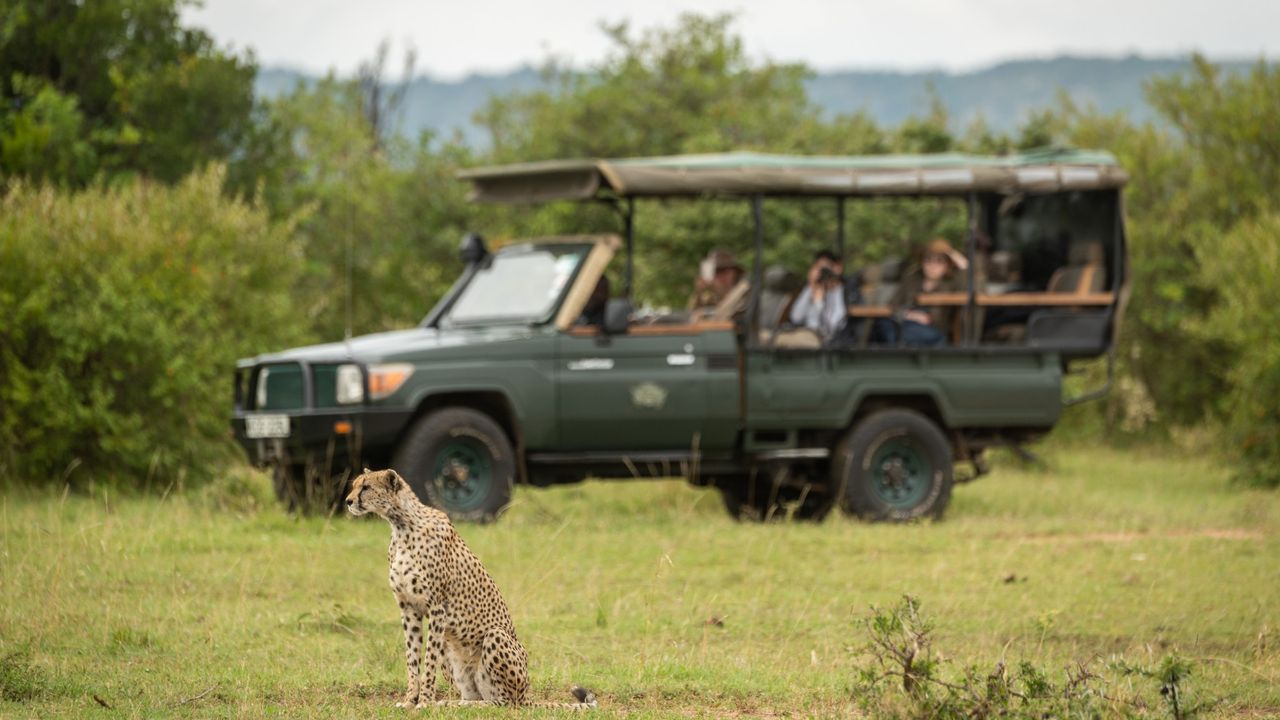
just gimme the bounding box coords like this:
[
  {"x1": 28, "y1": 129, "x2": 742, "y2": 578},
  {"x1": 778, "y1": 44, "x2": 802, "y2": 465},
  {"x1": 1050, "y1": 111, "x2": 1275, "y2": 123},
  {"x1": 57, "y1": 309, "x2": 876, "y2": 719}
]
[{"x1": 1, "y1": 445, "x2": 1278, "y2": 718}]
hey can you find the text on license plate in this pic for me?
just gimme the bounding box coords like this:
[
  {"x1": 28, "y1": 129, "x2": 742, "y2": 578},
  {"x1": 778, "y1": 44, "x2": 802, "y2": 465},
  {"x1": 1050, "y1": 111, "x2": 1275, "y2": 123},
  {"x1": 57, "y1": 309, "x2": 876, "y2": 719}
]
[{"x1": 245, "y1": 414, "x2": 291, "y2": 439}]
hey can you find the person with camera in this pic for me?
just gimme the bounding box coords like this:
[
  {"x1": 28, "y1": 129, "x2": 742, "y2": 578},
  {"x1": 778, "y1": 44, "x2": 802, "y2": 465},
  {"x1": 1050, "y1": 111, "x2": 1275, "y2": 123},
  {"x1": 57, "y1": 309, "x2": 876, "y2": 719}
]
[{"x1": 789, "y1": 249, "x2": 849, "y2": 343}]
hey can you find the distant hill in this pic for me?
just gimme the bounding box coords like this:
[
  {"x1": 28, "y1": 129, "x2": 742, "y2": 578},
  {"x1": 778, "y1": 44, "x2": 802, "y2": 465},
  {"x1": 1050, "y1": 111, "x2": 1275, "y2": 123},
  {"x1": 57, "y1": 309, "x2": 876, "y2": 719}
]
[
  {"x1": 256, "y1": 66, "x2": 547, "y2": 145},
  {"x1": 256, "y1": 56, "x2": 1260, "y2": 147},
  {"x1": 809, "y1": 56, "x2": 1254, "y2": 128}
]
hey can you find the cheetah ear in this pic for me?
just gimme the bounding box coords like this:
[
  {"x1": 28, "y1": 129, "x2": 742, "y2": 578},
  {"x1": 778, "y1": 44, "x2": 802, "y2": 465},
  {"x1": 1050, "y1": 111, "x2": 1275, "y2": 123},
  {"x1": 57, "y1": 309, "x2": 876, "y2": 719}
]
[
  {"x1": 363, "y1": 467, "x2": 372, "y2": 474},
  {"x1": 386, "y1": 470, "x2": 403, "y2": 491}
]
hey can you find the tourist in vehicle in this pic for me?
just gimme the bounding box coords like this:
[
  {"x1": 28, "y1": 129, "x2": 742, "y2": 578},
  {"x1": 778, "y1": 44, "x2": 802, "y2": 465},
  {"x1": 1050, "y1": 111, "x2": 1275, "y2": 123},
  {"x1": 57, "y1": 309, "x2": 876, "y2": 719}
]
[
  {"x1": 876, "y1": 238, "x2": 968, "y2": 346},
  {"x1": 576, "y1": 275, "x2": 610, "y2": 326},
  {"x1": 687, "y1": 248, "x2": 744, "y2": 310},
  {"x1": 789, "y1": 249, "x2": 849, "y2": 343}
]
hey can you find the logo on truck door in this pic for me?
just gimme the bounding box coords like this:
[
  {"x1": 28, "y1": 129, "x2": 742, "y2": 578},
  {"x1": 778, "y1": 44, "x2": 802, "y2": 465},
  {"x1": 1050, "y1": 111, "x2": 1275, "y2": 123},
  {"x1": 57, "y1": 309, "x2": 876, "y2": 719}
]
[{"x1": 630, "y1": 382, "x2": 668, "y2": 410}]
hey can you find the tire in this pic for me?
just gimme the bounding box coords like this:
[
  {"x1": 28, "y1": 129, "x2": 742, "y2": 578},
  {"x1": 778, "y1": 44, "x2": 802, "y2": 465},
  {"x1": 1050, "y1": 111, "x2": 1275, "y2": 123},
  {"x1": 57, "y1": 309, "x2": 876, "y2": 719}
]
[
  {"x1": 390, "y1": 407, "x2": 515, "y2": 523},
  {"x1": 715, "y1": 471, "x2": 834, "y2": 523},
  {"x1": 835, "y1": 409, "x2": 954, "y2": 522}
]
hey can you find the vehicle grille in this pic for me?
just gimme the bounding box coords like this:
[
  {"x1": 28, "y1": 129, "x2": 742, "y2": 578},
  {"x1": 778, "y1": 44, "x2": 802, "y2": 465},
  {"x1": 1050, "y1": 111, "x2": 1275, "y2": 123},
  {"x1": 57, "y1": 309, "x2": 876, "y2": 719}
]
[{"x1": 253, "y1": 363, "x2": 305, "y2": 410}]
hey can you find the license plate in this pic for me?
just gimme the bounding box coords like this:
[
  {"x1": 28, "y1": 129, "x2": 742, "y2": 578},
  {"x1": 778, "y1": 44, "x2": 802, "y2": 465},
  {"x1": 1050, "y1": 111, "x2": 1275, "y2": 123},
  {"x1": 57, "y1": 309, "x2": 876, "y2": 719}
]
[{"x1": 245, "y1": 414, "x2": 291, "y2": 439}]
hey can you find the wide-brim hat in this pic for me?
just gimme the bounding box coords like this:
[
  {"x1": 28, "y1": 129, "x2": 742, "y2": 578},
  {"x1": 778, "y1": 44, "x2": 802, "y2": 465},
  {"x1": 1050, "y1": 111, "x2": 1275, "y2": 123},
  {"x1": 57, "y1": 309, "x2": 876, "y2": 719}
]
[
  {"x1": 924, "y1": 238, "x2": 969, "y2": 271},
  {"x1": 707, "y1": 248, "x2": 743, "y2": 271}
]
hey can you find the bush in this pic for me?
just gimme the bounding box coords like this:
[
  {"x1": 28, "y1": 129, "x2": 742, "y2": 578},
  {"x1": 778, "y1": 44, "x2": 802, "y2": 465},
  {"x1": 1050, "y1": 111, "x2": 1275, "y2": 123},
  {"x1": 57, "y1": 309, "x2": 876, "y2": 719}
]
[
  {"x1": 1194, "y1": 213, "x2": 1280, "y2": 487},
  {"x1": 195, "y1": 464, "x2": 277, "y2": 515},
  {"x1": 0, "y1": 167, "x2": 311, "y2": 489},
  {"x1": 852, "y1": 595, "x2": 1209, "y2": 719}
]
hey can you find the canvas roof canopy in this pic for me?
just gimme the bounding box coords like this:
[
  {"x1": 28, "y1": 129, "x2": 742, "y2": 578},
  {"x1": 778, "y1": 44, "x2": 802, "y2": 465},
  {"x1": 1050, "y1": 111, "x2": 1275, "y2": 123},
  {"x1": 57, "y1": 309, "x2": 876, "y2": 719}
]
[{"x1": 457, "y1": 150, "x2": 1128, "y2": 204}]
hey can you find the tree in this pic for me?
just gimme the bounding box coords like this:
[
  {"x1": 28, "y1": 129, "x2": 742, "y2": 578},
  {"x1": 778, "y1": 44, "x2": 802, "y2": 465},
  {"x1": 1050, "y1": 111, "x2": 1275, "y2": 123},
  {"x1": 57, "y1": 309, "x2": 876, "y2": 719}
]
[
  {"x1": 261, "y1": 73, "x2": 478, "y2": 340},
  {"x1": 0, "y1": 0, "x2": 262, "y2": 187},
  {"x1": 477, "y1": 13, "x2": 817, "y2": 161}
]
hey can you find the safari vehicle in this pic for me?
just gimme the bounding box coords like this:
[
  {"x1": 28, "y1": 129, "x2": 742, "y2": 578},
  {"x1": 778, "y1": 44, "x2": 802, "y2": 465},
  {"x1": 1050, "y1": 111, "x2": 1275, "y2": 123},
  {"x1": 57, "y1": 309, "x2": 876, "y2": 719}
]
[{"x1": 231, "y1": 151, "x2": 1129, "y2": 522}]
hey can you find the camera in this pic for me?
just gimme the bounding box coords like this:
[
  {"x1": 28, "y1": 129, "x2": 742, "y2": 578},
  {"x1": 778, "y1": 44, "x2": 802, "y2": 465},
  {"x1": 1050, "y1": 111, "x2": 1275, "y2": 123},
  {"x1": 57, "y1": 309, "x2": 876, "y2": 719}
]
[{"x1": 818, "y1": 267, "x2": 842, "y2": 284}]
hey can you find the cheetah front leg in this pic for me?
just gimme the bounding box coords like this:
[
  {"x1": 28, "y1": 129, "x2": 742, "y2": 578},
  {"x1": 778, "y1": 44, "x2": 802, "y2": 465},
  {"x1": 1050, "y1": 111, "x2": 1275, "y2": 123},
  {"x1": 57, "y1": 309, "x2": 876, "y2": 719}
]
[
  {"x1": 415, "y1": 614, "x2": 455, "y2": 708},
  {"x1": 396, "y1": 604, "x2": 426, "y2": 708}
]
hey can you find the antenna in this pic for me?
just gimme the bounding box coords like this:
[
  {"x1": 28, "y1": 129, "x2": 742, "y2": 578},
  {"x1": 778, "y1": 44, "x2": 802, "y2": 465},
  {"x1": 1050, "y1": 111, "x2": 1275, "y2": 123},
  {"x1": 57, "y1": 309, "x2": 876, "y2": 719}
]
[{"x1": 345, "y1": 201, "x2": 353, "y2": 341}]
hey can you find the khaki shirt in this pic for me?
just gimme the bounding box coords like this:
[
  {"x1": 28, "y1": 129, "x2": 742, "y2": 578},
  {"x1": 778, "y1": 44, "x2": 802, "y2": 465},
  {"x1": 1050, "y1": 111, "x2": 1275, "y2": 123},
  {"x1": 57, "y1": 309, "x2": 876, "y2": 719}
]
[{"x1": 687, "y1": 284, "x2": 727, "y2": 311}]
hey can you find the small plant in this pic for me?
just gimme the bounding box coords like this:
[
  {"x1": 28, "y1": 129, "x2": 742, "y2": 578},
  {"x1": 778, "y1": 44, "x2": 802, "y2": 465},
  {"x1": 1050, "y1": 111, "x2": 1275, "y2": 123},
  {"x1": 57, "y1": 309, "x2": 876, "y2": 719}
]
[
  {"x1": 852, "y1": 595, "x2": 1208, "y2": 719},
  {"x1": 0, "y1": 650, "x2": 47, "y2": 702},
  {"x1": 1113, "y1": 654, "x2": 1209, "y2": 720}
]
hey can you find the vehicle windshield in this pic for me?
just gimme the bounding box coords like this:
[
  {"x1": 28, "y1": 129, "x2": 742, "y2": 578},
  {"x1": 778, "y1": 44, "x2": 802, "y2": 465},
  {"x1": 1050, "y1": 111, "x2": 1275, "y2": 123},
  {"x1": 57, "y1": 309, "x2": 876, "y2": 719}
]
[{"x1": 442, "y1": 245, "x2": 586, "y2": 326}]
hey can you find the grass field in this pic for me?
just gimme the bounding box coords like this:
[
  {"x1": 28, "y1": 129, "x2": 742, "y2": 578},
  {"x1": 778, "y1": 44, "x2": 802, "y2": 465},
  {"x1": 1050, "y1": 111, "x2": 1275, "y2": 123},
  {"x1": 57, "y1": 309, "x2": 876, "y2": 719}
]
[{"x1": 2, "y1": 445, "x2": 1278, "y2": 718}]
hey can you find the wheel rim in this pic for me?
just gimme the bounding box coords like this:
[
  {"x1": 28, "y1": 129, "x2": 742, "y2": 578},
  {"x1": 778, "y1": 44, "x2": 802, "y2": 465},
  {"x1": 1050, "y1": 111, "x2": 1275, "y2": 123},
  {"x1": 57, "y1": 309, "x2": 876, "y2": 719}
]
[
  {"x1": 431, "y1": 437, "x2": 493, "y2": 512},
  {"x1": 869, "y1": 438, "x2": 932, "y2": 510}
]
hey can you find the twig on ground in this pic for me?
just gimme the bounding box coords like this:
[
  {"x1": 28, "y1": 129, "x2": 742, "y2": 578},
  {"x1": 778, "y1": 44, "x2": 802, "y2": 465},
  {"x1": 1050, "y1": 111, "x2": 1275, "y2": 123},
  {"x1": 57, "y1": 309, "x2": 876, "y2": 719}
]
[
  {"x1": 175, "y1": 684, "x2": 218, "y2": 706},
  {"x1": 92, "y1": 694, "x2": 112, "y2": 709}
]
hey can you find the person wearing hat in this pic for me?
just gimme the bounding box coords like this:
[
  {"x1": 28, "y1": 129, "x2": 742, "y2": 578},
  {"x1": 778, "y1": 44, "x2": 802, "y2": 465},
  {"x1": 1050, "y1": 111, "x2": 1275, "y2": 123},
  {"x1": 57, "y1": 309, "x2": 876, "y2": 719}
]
[
  {"x1": 879, "y1": 237, "x2": 969, "y2": 346},
  {"x1": 687, "y1": 248, "x2": 744, "y2": 311}
]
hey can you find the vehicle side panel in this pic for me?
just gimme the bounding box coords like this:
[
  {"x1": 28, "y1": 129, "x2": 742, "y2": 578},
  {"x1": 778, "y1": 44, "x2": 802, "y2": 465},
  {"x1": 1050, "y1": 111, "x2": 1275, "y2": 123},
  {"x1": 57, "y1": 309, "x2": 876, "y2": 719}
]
[{"x1": 745, "y1": 350, "x2": 1063, "y2": 431}]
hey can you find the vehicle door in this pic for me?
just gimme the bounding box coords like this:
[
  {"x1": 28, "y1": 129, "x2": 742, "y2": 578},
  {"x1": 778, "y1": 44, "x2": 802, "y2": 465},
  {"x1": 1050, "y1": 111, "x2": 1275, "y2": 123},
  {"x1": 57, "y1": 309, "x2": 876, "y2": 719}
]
[{"x1": 555, "y1": 325, "x2": 738, "y2": 451}]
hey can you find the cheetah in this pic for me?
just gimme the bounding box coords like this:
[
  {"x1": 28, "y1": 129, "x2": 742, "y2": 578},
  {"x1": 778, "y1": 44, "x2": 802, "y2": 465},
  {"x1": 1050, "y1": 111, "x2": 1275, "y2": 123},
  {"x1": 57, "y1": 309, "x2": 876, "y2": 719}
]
[{"x1": 345, "y1": 468, "x2": 596, "y2": 709}]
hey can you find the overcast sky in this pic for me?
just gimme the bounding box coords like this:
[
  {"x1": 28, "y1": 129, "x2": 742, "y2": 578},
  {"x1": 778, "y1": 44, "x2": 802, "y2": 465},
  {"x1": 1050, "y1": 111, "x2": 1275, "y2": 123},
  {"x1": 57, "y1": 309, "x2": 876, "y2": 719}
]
[{"x1": 183, "y1": 0, "x2": 1277, "y2": 79}]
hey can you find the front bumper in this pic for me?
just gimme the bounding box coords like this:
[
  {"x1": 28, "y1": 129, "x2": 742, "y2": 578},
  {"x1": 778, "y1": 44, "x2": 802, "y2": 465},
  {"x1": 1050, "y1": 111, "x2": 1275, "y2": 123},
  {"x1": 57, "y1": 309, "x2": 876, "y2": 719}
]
[{"x1": 231, "y1": 408, "x2": 414, "y2": 472}]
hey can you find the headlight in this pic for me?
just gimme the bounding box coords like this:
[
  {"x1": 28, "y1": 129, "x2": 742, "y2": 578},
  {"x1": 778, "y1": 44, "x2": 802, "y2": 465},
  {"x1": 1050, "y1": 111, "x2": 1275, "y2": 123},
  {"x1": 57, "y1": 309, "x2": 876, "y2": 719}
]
[
  {"x1": 336, "y1": 364, "x2": 365, "y2": 404},
  {"x1": 256, "y1": 366, "x2": 271, "y2": 408},
  {"x1": 368, "y1": 363, "x2": 414, "y2": 401}
]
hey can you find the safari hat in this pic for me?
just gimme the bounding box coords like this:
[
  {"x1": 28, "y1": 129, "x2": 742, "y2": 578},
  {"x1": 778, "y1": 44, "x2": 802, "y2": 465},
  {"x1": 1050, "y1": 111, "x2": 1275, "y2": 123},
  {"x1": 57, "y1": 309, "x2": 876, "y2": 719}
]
[
  {"x1": 706, "y1": 248, "x2": 743, "y2": 272},
  {"x1": 923, "y1": 237, "x2": 969, "y2": 271}
]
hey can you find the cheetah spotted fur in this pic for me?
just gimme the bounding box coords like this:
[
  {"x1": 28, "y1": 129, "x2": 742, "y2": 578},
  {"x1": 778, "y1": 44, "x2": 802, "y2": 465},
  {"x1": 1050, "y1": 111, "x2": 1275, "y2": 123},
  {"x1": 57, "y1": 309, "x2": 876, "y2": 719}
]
[{"x1": 346, "y1": 468, "x2": 596, "y2": 709}]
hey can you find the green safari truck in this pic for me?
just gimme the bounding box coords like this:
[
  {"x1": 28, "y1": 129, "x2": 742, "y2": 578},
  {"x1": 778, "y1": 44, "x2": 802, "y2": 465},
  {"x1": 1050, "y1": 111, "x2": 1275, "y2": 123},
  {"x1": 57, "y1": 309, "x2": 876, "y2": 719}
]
[{"x1": 231, "y1": 151, "x2": 1129, "y2": 523}]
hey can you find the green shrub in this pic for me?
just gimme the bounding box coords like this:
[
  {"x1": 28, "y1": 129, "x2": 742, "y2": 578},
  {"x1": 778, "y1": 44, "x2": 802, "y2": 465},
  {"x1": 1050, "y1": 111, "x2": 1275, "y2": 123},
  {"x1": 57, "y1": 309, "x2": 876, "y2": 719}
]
[
  {"x1": 1194, "y1": 213, "x2": 1280, "y2": 487},
  {"x1": 196, "y1": 464, "x2": 277, "y2": 514},
  {"x1": 0, "y1": 167, "x2": 311, "y2": 489},
  {"x1": 853, "y1": 595, "x2": 1209, "y2": 719}
]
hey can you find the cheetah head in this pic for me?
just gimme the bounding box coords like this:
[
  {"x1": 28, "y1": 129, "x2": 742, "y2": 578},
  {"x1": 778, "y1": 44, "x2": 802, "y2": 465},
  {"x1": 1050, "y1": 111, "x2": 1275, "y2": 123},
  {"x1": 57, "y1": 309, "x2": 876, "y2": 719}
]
[{"x1": 345, "y1": 468, "x2": 405, "y2": 518}]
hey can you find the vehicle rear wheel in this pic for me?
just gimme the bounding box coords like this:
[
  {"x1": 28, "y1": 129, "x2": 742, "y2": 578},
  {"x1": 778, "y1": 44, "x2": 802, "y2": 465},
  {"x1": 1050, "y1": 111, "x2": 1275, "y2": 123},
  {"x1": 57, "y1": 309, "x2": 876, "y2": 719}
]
[
  {"x1": 835, "y1": 409, "x2": 954, "y2": 522},
  {"x1": 715, "y1": 471, "x2": 833, "y2": 522},
  {"x1": 391, "y1": 407, "x2": 515, "y2": 523}
]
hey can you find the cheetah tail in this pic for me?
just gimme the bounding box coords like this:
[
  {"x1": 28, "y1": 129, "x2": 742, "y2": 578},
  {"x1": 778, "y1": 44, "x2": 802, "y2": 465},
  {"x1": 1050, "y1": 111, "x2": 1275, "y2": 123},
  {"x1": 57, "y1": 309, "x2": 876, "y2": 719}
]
[
  {"x1": 571, "y1": 686, "x2": 597, "y2": 707},
  {"x1": 526, "y1": 685, "x2": 597, "y2": 710}
]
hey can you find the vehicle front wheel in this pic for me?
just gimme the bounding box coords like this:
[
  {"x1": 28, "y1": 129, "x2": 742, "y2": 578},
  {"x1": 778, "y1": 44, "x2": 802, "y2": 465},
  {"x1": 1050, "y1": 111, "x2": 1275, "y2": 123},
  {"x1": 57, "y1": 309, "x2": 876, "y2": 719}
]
[
  {"x1": 391, "y1": 407, "x2": 515, "y2": 523},
  {"x1": 835, "y1": 409, "x2": 954, "y2": 522}
]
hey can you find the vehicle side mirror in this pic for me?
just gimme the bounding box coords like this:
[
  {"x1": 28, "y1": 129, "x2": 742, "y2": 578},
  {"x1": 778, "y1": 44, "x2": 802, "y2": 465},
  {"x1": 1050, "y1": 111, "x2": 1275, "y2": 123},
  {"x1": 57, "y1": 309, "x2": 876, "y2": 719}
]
[
  {"x1": 459, "y1": 233, "x2": 489, "y2": 265},
  {"x1": 602, "y1": 298, "x2": 632, "y2": 335}
]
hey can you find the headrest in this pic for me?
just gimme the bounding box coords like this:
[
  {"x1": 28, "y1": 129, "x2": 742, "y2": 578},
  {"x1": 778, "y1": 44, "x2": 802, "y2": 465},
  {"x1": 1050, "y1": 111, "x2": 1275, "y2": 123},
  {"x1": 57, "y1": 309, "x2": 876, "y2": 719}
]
[
  {"x1": 988, "y1": 250, "x2": 1017, "y2": 282},
  {"x1": 1069, "y1": 240, "x2": 1104, "y2": 266},
  {"x1": 879, "y1": 257, "x2": 904, "y2": 282},
  {"x1": 763, "y1": 265, "x2": 798, "y2": 292}
]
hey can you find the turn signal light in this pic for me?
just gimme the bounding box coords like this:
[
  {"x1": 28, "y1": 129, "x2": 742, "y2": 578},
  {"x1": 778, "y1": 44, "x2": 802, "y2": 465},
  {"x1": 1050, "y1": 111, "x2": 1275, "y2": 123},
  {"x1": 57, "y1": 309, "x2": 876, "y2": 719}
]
[{"x1": 368, "y1": 363, "x2": 414, "y2": 401}]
